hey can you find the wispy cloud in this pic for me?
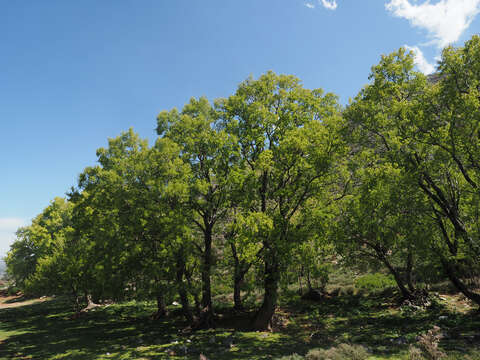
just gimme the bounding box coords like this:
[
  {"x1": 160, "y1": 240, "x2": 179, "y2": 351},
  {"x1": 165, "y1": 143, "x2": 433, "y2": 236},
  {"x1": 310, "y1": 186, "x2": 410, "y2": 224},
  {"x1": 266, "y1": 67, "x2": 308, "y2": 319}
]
[
  {"x1": 386, "y1": 0, "x2": 480, "y2": 48},
  {"x1": 0, "y1": 217, "x2": 26, "y2": 257},
  {"x1": 305, "y1": 2, "x2": 315, "y2": 9},
  {"x1": 321, "y1": 0, "x2": 338, "y2": 10},
  {"x1": 405, "y1": 45, "x2": 435, "y2": 74}
]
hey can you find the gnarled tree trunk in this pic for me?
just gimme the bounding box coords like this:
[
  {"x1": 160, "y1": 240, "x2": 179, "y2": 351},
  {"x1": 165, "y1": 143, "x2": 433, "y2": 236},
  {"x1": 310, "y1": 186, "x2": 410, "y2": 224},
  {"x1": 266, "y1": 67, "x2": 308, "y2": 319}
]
[
  {"x1": 441, "y1": 257, "x2": 480, "y2": 306},
  {"x1": 252, "y1": 252, "x2": 279, "y2": 331}
]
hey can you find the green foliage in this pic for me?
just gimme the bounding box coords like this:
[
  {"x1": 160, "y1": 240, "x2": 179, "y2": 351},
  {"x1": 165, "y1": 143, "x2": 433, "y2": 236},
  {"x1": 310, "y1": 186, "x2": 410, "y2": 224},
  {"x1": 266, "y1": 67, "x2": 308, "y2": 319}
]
[
  {"x1": 344, "y1": 37, "x2": 480, "y2": 304},
  {"x1": 6, "y1": 36, "x2": 480, "y2": 338},
  {"x1": 275, "y1": 354, "x2": 304, "y2": 360},
  {"x1": 6, "y1": 197, "x2": 73, "y2": 293},
  {"x1": 305, "y1": 344, "x2": 369, "y2": 360},
  {"x1": 355, "y1": 273, "x2": 396, "y2": 291}
]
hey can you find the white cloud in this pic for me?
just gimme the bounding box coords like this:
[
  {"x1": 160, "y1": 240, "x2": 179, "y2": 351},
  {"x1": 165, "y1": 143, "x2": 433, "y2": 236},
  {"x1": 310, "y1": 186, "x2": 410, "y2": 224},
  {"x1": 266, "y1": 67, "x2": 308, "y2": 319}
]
[
  {"x1": 0, "y1": 218, "x2": 26, "y2": 257},
  {"x1": 321, "y1": 0, "x2": 338, "y2": 10},
  {"x1": 305, "y1": 2, "x2": 315, "y2": 9},
  {"x1": 405, "y1": 45, "x2": 436, "y2": 74},
  {"x1": 386, "y1": 0, "x2": 480, "y2": 48}
]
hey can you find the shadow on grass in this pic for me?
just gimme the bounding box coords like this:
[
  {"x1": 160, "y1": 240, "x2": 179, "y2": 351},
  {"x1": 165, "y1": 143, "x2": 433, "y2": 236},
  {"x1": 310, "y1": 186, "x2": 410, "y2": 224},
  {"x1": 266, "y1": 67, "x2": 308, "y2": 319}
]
[
  {"x1": 0, "y1": 299, "x2": 182, "y2": 359},
  {"x1": 0, "y1": 298, "x2": 310, "y2": 359},
  {"x1": 0, "y1": 293, "x2": 479, "y2": 359},
  {"x1": 282, "y1": 291, "x2": 480, "y2": 357}
]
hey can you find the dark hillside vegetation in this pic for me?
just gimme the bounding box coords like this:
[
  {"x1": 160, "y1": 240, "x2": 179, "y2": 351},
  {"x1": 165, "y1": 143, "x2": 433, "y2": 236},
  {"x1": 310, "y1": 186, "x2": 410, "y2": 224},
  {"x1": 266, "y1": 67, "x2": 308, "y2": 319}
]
[{"x1": 3, "y1": 35, "x2": 480, "y2": 359}]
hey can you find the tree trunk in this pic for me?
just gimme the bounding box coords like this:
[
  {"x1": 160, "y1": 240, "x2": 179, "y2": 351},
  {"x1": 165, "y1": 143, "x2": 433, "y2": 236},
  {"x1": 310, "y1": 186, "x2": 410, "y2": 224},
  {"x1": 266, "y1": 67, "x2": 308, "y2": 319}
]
[
  {"x1": 406, "y1": 251, "x2": 415, "y2": 293},
  {"x1": 184, "y1": 266, "x2": 201, "y2": 314},
  {"x1": 298, "y1": 266, "x2": 304, "y2": 295},
  {"x1": 252, "y1": 172, "x2": 279, "y2": 331},
  {"x1": 252, "y1": 254, "x2": 279, "y2": 331},
  {"x1": 197, "y1": 224, "x2": 214, "y2": 328},
  {"x1": 233, "y1": 272, "x2": 243, "y2": 311},
  {"x1": 434, "y1": 215, "x2": 480, "y2": 306},
  {"x1": 176, "y1": 254, "x2": 193, "y2": 323},
  {"x1": 441, "y1": 257, "x2": 480, "y2": 306},
  {"x1": 152, "y1": 292, "x2": 167, "y2": 319},
  {"x1": 307, "y1": 270, "x2": 312, "y2": 291},
  {"x1": 231, "y1": 242, "x2": 251, "y2": 311},
  {"x1": 381, "y1": 256, "x2": 413, "y2": 300}
]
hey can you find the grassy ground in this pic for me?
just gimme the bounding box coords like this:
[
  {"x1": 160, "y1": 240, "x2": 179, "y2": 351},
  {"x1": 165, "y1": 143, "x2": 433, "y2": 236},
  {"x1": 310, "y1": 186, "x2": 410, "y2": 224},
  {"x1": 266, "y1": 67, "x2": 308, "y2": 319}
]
[{"x1": 0, "y1": 289, "x2": 479, "y2": 360}]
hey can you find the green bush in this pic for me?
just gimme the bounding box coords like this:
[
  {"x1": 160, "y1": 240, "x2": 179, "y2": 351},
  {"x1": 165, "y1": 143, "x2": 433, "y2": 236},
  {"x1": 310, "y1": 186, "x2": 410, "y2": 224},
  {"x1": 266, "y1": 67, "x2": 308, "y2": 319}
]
[
  {"x1": 305, "y1": 344, "x2": 368, "y2": 360},
  {"x1": 354, "y1": 273, "x2": 396, "y2": 291},
  {"x1": 275, "y1": 354, "x2": 304, "y2": 360},
  {"x1": 339, "y1": 284, "x2": 356, "y2": 296}
]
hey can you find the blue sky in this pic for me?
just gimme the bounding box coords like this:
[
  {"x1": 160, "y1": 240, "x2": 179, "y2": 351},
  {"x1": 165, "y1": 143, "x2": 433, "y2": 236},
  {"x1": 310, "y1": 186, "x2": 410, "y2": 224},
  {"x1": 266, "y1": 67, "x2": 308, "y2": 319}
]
[{"x1": 1, "y1": 0, "x2": 480, "y2": 256}]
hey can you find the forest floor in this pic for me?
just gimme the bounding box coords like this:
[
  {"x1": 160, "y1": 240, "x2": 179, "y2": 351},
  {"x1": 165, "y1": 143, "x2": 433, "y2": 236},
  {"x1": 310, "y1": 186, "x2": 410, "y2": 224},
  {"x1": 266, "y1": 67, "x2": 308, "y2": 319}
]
[{"x1": 0, "y1": 289, "x2": 479, "y2": 359}]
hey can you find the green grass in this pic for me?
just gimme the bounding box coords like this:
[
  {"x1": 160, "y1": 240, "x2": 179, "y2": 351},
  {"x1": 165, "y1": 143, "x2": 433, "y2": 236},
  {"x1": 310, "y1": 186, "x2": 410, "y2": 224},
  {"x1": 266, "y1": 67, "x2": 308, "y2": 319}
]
[{"x1": 0, "y1": 292, "x2": 479, "y2": 359}]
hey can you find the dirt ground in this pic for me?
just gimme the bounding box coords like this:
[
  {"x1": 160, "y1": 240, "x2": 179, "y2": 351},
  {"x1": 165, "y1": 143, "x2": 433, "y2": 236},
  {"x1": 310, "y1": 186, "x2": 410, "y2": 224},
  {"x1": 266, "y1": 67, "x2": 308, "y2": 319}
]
[{"x1": 0, "y1": 290, "x2": 49, "y2": 309}]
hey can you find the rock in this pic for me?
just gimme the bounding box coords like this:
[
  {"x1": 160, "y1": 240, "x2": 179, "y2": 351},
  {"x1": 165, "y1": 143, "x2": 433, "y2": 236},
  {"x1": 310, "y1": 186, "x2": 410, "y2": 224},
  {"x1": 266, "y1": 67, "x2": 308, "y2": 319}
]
[
  {"x1": 209, "y1": 336, "x2": 216, "y2": 344},
  {"x1": 172, "y1": 301, "x2": 180, "y2": 306},
  {"x1": 223, "y1": 336, "x2": 234, "y2": 348},
  {"x1": 438, "y1": 315, "x2": 448, "y2": 320},
  {"x1": 394, "y1": 336, "x2": 408, "y2": 345},
  {"x1": 199, "y1": 355, "x2": 208, "y2": 360}
]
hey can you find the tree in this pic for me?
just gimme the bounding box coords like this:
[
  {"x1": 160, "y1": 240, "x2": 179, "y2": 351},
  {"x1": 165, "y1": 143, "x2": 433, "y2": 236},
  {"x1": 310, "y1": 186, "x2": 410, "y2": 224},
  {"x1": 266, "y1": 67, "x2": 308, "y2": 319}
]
[
  {"x1": 6, "y1": 198, "x2": 73, "y2": 292},
  {"x1": 220, "y1": 71, "x2": 344, "y2": 330},
  {"x1": 157, "y1": 97, "x2": 238, "y2": 327},
  {"x1": 344, "y1": 40, "x2": 480, "y2": 305},
  {"x1": 332, "y1": 165, "x2": 431, "y2": 300},
  {"x1": 70, "y1": 129, "x2": 192, "y2": 315}
]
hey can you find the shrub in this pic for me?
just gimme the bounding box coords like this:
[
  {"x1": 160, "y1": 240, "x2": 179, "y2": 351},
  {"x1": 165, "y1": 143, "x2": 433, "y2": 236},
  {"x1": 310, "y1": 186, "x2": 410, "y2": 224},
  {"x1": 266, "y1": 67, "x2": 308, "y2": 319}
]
[
  {"x1": 411, "y1": 326, "x2": 446, "y2": 360},
  {"x1": 339, "y1": 285, "x2": 356, "y2": 296},
  {"x1": 275, "y1": 354, "x2": 304, "y2": 360},
  {"x1": 409, "y1": 345, "x2": 425, "y2": 360},
  {"x1": 305, "y1": 343, "x2": 368, "y2": 360},
  {"x1": 354, "y1": 273, "x2": 396, "y2": 291}
]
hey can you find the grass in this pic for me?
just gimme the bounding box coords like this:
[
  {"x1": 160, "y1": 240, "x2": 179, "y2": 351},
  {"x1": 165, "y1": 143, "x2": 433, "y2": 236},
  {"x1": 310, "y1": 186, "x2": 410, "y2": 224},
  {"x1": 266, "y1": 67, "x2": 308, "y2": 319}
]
[{"x1": 0, "y1": 290, "x2": 479, "y2": 359}]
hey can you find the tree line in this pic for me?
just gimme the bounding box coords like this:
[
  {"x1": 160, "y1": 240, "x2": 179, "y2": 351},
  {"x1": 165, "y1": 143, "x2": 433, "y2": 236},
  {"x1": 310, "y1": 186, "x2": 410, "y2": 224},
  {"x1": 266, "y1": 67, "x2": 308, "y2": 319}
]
[{"x1": 6, "y1": 36, "x2": 480, "y2": 330}]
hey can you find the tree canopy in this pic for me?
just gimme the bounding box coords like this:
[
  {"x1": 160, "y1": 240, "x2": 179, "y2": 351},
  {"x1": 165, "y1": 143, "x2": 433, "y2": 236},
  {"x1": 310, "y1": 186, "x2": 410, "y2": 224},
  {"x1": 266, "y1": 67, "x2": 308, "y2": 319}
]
[{"x1": 6, "y1": 36, "x2": 480, "y2": 331}]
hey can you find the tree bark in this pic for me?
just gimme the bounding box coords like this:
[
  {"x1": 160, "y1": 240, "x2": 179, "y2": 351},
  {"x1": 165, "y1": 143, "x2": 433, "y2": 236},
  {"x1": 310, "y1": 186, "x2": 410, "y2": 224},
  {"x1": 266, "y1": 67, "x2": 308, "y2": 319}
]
[
  {"x1": 196, "y1": 223, "x2": 215, "y2": 328},
  {"x1": 307, "y1": 269, "x2": 312, "y2": 291},
  {"x1": 441, "y1": 257, "x2": 480, "y2": 306},
  {"x1": 252, "y1": 252, "x2": 279, "y2": 331},
  {"x1": 251, "y1": 172, "x2": 281, "y2": 330},
  {"x1": 231, "y1": 242, "x2": 251, "y2": 311},
  {"x1": 184, "y1": 265, "x2": 201, "y2": 314},
  {"x1": 406, "y1": 251, "x2": 415, "y2": 293},
  {"x1": 434, "y1": 215, "x2": 480, "y2": 306},
  {"x1": 233, "y1": 273, "x2": 243, "y2": 311},
  {"x1": 381, "y1": 255, "x2": 413, "y2": 300},
  {"x1": 152, "y1": 292, "x2": 167, "y2": 319},
  {"x1": 176, "y1": 256, "x2": 193, "y2": 323}
]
